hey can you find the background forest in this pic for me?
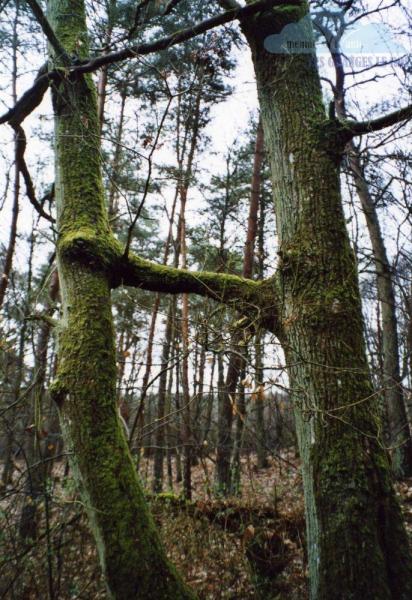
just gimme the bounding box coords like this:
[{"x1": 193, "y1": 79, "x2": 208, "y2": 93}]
[{"x1": 0, "y1": 0, "x2": 412, "y2": 598}]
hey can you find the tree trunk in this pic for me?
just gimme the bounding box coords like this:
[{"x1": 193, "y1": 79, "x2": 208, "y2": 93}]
[
  {"x1": 153, "y1": 297, "x2": 175, "y2": 492},
  {"x1": 242, "y1": 5, "x2": 412, "y2": 598},
  {"x1": 47, "y1": 1, "x2": 194, "y2": 597},
  {"x1": 243, "y1": 116, "x2": 264, "y2": 279},
  {"x1": 0, "y1": 3, "x2": 20, "y2": 309},
  {"x1": 177, "y1": 85, "x2": 202, "y2": 499},
  {"x1": 255, "y1": 331, "x2": 268, "y2": 469},
  {"x1": 255, "y1": 188, "x2": 268, "y2": 469},
  {"x1": 230, "y1": 364, "x2": 246, "y2": 495},
  {"x1": 2, "y1": 232, "x2": 34, "y2": 487},
  {"x1": 215, "y1": 117, "x2": 264, "y2": 493},
  {"x1": 215, "y1": 351, "x2": 235, "y2": 494}
]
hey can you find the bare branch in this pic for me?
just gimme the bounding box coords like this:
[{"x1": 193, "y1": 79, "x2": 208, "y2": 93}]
[
  {"x1": 52, "y1": 0, "x2": 303, "y2": 76},
  {"x1": 0, "y1": 0, "x2": 302, "y2": 127},
  {"x1": 218, "y1": 0, "x2": 241, "y2": 9},
  {"x1": 0, "y1": 64, "x2": 52, "y2": 127},
  {"x1": 163, "y1": 0, "x2": 185, "y2": 16},
  {"x1": 344, "y1": 104, "x2": 412, "y2": 137},
  {"x1": 14, "y1": 125, "x2": 55, "y2": 222}
]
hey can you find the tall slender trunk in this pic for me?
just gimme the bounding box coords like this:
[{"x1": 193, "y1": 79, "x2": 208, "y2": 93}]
[
  {"x1": 242, "y1": 5, "x2": 412, "y2": 598},
  {"x1": 174, "y1": 339, "x2": 183, "y2": 483},
  {"x1": 255, "y1": 332, "x2": 268, "y2": 468},
  {"x1": 166, "y1": 339, "x2": 175, "y2": 490},
  {"x1": 255, "y1": 186, "x2": 268, "y2": 468},
  {"x1": 243, "y1": 117, "x2": 264, "y2": 278},
  {"x1": 230, "y1": 363, "x2": 246, "y2": 494},
  {"x1": 130, "y1": 185, "x2": 179, "y2": 450},
  {"x1": 108, "y1": 88, "x2": 126, "y2": 216},
  {"x1": 178, "y1": 86, "x2": 202, "y2": 499},
  {"x1": 215, "y1": 351, "x2": 234, "y2": 493},
  {"x1": 96, "y1": 0, "x2": 116, "y2": 133},
  {"x1": 47, "y1": 1, "x2": 194, "y2": 597},
  {"x1": 349, "y1": 150, "x2": 412, "y2": 477},
  {"x1": 215, "y1": 118, "x2": 264, "y2": 494},
  {"x1": 180, "y1": 203, "x2": 192, "y2": 498},
  {"x1": 0, "y1": 3, "x2": 20, "y2": 309},
  {"x1": 152, "y1": 297, "x2": 176, "y2": 492},
  {"x1": 2, "y1": 232, "x2": 34, "y2": 486}
]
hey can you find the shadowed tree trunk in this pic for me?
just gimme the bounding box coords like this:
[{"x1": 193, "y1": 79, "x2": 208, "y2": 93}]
[
  {"x1": 255, "y1": 182, "x2": 268, "y2": 469},
  {"x1": 2, "y1": 233, "x2": 34, "y2": 487},
  {"x1": 0, "y1": 3, "x2": 20, "y2": 309},
  {"x1": 230, "y1": 116, "x2": 266, "y2": 491},
  {"x1": 215, "y1": 351, "x2": 233, "y2": 492},
  {"x1": 216, "y1": 117, "x2": 265, "y2": 494},
  {"x1": 349, "y1": 148, "x2": 412, "y2": 479},
  {"x1": 153, "y1": 297, "x2": 176, "y2": 492}
]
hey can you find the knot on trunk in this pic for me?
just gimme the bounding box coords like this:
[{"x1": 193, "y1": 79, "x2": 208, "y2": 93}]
[{"x1": 58, "y1": 228, "x2": 121, "y2": 272}]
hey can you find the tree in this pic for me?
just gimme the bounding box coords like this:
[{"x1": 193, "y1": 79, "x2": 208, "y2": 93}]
[{"x1": 2, "y1": 0, "x2": 412, "y2": 598}]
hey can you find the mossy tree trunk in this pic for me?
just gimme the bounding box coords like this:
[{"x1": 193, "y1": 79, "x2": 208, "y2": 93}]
[
  {"x1": 241, "y1": 4, "x2": 412, "y2": 599},
  {"x1": 47, "y1": 0, "x2": 194, "y2": 598}
]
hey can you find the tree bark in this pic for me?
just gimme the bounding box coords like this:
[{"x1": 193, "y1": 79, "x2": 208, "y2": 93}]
[
  {"x1": 47, "y1": 1, "x2": 194, "y2": 597},
  {"x1": 241, "y1": 4, "x2": 412, "y2": 598},
  {"x1": 243, "y1": 116, "x2": 264, "y2": 279},
  {"x1": 349, "y1": 149, "x2": 412, "y2": 478},
  {"x1": 153, "y1": 298, "x2": 176, "y2": 492}
]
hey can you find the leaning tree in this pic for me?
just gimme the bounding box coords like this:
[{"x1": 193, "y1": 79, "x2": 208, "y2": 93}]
[{"x1": 2, "y1": 0, "x2": 412, "y2": 598}]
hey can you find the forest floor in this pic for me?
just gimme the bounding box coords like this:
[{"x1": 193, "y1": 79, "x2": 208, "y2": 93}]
[{"x1": 1, "y1": 450, "x2": 412, "y2": 599}]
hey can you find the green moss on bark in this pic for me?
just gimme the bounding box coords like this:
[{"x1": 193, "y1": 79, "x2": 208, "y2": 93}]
[{"x1": 48, "y1": 0, "x2": 196, "y2": 598}]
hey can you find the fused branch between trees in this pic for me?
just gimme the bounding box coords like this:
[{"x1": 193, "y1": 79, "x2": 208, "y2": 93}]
[
  {"x1": 56, "y1": 226, "x2": 282, "y2": 336},
  {"x1": 114, "y1": 251, "x2": 282, "y2": 337}
]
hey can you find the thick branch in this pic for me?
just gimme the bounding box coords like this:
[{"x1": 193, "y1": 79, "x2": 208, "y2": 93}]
[
  {"x1": 113, "y1": 253, "x2": 282, "y2": 336},
  {"x1": 217, "y1": 0, "x2": 241, "y2": 9},
  {"x1": 342, "y1": 103, "x2": 412, "y2": 138},
  {"x1": 0, "y1": 64, "x2": 52, "y2": 127},
  {"x1": 163, "y1": 0, "x2": 185, "y2": 16}
]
